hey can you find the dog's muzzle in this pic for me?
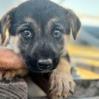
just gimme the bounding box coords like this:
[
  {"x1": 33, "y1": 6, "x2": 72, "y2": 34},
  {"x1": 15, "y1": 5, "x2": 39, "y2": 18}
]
[{"x1": 37, "y1": 58, "x2": 53, "y2": 71}]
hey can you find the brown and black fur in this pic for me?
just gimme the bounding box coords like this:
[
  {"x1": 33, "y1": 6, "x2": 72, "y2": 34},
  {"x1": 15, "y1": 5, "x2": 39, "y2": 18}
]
[{"x1": 0, "y1": 0, "x2": 81, "y2": 98}]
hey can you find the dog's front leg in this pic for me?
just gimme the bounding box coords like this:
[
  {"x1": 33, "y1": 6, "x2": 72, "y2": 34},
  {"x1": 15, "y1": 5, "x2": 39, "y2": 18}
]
[
  {"x1": 0, "y1": 68, "x2": 28, "y2": 80},
  {"x1": 49, "y1": 57, "x2": 75, "y2": 99}
]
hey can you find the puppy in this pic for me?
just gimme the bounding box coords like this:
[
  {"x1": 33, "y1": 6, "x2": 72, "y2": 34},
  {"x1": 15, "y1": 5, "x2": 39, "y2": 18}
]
[{"x1": 0, "y1": 0, "x2": 81, "y2": 98}]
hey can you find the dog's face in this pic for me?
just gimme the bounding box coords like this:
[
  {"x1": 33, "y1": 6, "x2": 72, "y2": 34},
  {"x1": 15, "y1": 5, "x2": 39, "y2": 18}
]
[{"x1": 0, "y1": 0, "x2": 81, "y2": 73}]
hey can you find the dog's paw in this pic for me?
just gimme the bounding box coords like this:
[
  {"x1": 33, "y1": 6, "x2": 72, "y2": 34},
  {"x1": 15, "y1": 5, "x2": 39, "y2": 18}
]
[
  {"x1": 49, "y1": 70, "x2": 75, "y2": 98},
  {"x1": 0, "y1": 69, "x2": 28, "y2": 81},
  {"x1": 0, "y1": 70, "x2": 17, "y2": 80}
]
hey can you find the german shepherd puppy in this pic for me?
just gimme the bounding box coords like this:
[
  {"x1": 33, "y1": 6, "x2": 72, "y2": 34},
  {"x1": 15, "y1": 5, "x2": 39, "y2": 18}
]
[{"x1": 0, "y1": 0, "x2": 81, "y2": 98}]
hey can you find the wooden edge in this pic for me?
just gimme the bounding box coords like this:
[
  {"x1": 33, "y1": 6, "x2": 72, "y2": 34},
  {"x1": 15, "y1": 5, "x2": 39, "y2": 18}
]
[
  {"x1": 29, "y1": 96, "x2": 99, "y2": 99},
  {"x1": 0, "y1": 79, "x2": 28, "y2": 99},
  {"x1": 0, "y1": 78, "x2": 98, "y2": 99}
]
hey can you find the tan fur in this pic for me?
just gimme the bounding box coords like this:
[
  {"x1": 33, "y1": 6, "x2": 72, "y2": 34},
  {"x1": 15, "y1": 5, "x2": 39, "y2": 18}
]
[
  {"x1": 47, "y1": 17, "x2": 59, "y2": 31},
  {"x1": 49, "y1": 57, "x2": 75, "y2": 98},
  {"x1": 47, "y1": 32, "x2": 76, "y2": 98},
  {"x1": 2, "y1": 29, "x2": 10, "y2": 46},
  {"x1": 61, "y1": 35, "x2": 70, "y2": 57}
]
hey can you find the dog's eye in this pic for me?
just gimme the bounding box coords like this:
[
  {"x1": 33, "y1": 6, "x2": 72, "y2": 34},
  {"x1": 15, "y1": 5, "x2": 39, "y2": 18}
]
[
  {"x1": 52, "y1": 30, "x2": 62, "y2": 38},
  {"x1": 22, "y1": 30, "x2": 32, "y2": 39}
]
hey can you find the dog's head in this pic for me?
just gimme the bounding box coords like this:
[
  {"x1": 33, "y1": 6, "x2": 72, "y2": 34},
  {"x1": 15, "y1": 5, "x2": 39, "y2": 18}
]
[{"x1": 0, "y1": 0, "x2": 81, "y2": 73}]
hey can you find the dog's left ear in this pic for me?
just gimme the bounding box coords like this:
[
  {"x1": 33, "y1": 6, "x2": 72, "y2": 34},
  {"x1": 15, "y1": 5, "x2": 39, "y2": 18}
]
[
  {"x1": 65, "y1": 9, "x2": 81, "y2": 40},
  {"x1": 0, "y1": 9, "x2": 15, "y2": 45}
]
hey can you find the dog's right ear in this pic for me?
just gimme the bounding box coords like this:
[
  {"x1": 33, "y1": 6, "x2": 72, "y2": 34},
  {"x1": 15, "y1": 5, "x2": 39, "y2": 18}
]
[
  {"x1": 0, "y1": 9, "x2": 15, "y2": 46},
  {"x1": 65, "y1": 9, "x2": 81, "y2": 40}
]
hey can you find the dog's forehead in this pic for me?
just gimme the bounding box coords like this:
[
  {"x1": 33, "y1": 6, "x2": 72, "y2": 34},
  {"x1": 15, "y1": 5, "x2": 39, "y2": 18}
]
[{"x1": 14, "y1": 0, "x2": 66, "y2": 24}]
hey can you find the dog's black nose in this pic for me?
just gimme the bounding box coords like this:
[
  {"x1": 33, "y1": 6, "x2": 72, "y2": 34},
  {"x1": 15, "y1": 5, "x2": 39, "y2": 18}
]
[{"x1": 37, "y1": 58, "x2": 53, "y2": 70}]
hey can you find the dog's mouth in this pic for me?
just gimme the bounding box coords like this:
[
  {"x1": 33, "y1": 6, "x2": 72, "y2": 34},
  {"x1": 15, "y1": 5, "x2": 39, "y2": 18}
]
[{"x1": 24, "y1": 56, "x2": 59, "y2": 73}]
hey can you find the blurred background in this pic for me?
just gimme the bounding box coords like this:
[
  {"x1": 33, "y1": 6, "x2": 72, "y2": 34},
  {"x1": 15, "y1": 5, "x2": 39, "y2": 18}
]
[{"x1": 0, "y1": 0, "x2": 99, "y2": 79}]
